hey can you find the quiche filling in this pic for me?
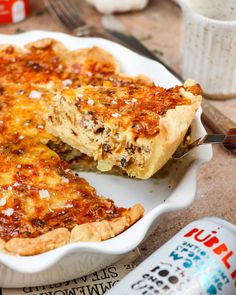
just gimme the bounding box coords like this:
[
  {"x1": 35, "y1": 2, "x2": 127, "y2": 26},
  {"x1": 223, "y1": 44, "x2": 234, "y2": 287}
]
[{"x1": 46, "y1": 82, "x2": 202, "y2": 179}]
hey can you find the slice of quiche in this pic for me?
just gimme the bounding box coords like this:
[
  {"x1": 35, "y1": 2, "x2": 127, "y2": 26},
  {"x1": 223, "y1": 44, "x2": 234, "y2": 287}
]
[{"x1": 46, "y1": 80, "x2": 202, "y2": 179}]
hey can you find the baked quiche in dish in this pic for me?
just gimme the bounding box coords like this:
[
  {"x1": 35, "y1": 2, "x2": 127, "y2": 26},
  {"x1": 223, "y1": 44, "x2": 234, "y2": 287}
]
[{"x1": 0, "y1": 37, "x2": 201, "y2": 256}]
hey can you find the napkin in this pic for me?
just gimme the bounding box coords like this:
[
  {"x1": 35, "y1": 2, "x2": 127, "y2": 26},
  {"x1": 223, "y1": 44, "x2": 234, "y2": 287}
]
[{"x1": 1, "y1": 249, "x2": 140, "y2": 295}]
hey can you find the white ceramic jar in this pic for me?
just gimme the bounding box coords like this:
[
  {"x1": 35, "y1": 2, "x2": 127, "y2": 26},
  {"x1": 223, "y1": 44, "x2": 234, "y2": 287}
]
[{"x1": 177, "y1": 0, "x2": 236, "y2": 99}]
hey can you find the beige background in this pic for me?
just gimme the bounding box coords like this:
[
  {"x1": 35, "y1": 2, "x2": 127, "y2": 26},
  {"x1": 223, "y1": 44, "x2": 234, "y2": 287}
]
[{"x1": 0, "y1": 0, "x2": 235, "y2": 264}]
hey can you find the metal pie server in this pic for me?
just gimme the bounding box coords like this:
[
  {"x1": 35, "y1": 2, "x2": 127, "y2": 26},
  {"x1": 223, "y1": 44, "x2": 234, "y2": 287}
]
[{"x1": 173, "y1": 128, "x2": 236, "y2": 159}]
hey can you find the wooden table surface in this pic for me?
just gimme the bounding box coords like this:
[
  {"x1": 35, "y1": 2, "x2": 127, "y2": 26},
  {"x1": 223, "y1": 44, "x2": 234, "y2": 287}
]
[{"x1": 1, "y1": 0, "x2": 236, "y2": 265}]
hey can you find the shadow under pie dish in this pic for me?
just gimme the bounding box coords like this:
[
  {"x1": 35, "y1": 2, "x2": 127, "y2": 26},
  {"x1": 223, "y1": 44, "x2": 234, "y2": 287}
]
[{"x1": 0, "y1": 32, "x2": 211, "y2": 285}]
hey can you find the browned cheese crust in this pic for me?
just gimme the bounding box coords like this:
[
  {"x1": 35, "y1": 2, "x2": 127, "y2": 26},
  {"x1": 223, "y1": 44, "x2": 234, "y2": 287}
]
[{"x1": 0, "y1": 38, "x2": 145, "y2": 256}]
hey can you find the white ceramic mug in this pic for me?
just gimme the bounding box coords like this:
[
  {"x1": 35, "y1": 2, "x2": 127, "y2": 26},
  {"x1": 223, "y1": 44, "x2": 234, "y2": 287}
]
[{"x1": 176, "y1": 0, "x2": 236, "y2": 99}]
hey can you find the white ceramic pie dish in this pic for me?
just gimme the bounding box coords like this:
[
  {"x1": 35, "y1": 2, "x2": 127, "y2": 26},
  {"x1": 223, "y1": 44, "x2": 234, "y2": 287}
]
[{"x1": 0, "y1": 30, "x2": 212, "y2": 287}]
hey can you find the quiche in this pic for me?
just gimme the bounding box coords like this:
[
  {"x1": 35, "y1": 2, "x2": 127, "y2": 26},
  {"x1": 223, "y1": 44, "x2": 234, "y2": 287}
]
[
  {"x1": 46, "y1": 80, "x2": 202, "y2": 179},
  {"x1": 0, "y1": 139, "x2": 143, "y2": 256},
  {"x1": 0, "y1": 38, "x2": 146, "y2": 256}
]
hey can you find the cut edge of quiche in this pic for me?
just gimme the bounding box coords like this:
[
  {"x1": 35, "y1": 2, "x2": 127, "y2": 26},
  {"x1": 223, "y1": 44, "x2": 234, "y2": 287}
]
[{"x1": 46, "y1": 79, "x2": 202, "y2": 179}]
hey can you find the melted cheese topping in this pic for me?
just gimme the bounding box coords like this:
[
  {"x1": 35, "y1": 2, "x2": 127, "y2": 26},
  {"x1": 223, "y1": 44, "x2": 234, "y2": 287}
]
[
  {"x1": 0, "y1": 141, "x2": 125, "y2": 241},
  {"x1": 61, "y1": 84, "x2": 200, "y2": 138},
  {"x1": 0, "y1": 40, "x2": 136, "y2": 241}
]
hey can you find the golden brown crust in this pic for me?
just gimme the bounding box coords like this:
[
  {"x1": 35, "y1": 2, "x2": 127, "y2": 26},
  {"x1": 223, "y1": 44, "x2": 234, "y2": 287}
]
[
  {"x1": 1, "y1": 205, "x2": 143, "y2": 255},
  {"x1": 70, "y1": 204, "x2": 144, "y2": 243},
  {"x1": 4, "y1": 228, "x2": 70, "y2": 256},
  {"x1": 25, "y1": 38, "x2": 66, "y2": 53},
  {"x1": 118, "y1": 73, "x2": 154, "y2": 86},
  {"x1": 0, "y1": 239, "x2": 6, "y2": 253},
  {"x1": 61, "y1": 46, "x2": 120, "y2": 75}
]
